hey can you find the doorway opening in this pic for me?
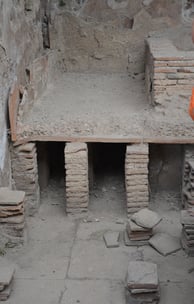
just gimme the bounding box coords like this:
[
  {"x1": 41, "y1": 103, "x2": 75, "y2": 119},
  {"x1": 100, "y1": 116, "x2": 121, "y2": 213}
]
[{"x1": 88, "y1": 143, "x2": 126, "y2": 217}]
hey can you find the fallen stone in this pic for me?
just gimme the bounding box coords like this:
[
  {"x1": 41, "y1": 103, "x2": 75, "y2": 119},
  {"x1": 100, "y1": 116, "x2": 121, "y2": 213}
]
[
  {"x1": 127, "y1": 261, "x2": 158, "y2": 290},
  {"x1": 131, "y1": 209, "x2": 162, "y2": 229},
  {"x1": 149, "y1": 233, "x2": 181, "y2": 256},
  {"x1": 103, "y1": 231, "x2": 120, "y2": 248}
]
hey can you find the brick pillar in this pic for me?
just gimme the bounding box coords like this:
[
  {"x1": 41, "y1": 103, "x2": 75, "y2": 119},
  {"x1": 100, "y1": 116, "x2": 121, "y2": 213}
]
[
  {"x1": 182, "y1": 145, "x2": 194, "y2": 209},
  {"x1": 65, "y1": 143, "x2": 89, "y2": 213},
  {"x1": 125, "y1": 144, "x2": 149, "y2": 215},
  {"x1": 11, "y1": 142, "x2": 40, "y2": 215}
]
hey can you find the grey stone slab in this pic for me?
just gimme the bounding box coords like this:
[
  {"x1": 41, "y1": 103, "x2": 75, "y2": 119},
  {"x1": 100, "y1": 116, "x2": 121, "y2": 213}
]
[
  {"x1": 15, "y1": 242, "x2": 70, "y2": 280},
  {"x1": 61, "y1": 279, "x2": 112, "y2": 304},
  {"x1": 68, "y1": 240, "x2": 134, "y2": 280},
  {"x1": 131, "y1": 209, "x2": 162, "y2": 229},
  {"x1": 0, "y1": 189, "x2": 25, "y2": 206},
  {"x1": 6, "y1": 278, "x2": 65, "y2": 304},
  {"x1": 103, "y1": 231, "x2": 120, "y2": 248},
  {"x1": 127, "y1": 261, "x2": 158, "y2": 289},
  {"x1": 160, "y1": 282, "x2": 194, "y2": 304},
  {"x1": 149, "y1": 233, "x2": 181, "y2": 256}
]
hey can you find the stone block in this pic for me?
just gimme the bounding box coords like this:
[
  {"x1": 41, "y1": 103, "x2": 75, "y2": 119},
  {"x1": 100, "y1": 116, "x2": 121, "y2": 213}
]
[
  {"x1": 131, "y1": 208, "x2": 162, "y2": 229},
  {"x1": 149, "y1": 233, "x2": 181, "y2": 256},
  {"x1": 103, "y1": 231, "x2": 120, "y2": 248}
]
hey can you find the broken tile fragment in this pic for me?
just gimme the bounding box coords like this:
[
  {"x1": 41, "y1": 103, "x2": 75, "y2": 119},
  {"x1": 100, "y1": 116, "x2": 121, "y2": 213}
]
[
  {"x1": 103, "y1": 231, "x2": 120, "y2": 248},
  {"x1": 131, "y1": 208, "x2": 162, "y2": 229},
  {"x1": 149, "y1": 233, "x2": 181, "y2": 256}
]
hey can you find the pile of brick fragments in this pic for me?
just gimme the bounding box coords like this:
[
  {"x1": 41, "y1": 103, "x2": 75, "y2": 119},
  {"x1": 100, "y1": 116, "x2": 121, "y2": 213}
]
[{"x1": 0, "y1": 188, "x2": 25, "y2": 239}]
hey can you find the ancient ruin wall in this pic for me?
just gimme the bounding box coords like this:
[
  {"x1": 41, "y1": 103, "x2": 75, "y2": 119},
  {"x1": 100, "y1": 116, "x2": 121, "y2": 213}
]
[
  {"x1": 0, "y1": 0, "x2": 45, "y2": 186},
  {"x1": 49, "y1": 0, "x2": 181, "y2": 74}
]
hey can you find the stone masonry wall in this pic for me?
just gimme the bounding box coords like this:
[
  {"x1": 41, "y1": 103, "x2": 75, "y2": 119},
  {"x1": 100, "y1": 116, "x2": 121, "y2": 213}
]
[
  {"x1": 65, "y1": 143, "x2": 89, "y2": 213},
  {"x1": 125, "y1": 144, "x2": 149, "y2": 215},
  {"x1": 0, "y1": 0, "x2": 44, "y2": 187},
  {"x1": 11, "y1": 142, "x2": 40, "y2": 215}
]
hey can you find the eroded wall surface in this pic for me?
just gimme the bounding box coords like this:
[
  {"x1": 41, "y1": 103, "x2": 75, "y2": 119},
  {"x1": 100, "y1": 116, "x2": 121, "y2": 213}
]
[
  {"x1": 49, "y1": 0, "x2": 181, "y2": 73},
  {"x1": 0, "y1": 0, "x2": 44, "y2": 186}
]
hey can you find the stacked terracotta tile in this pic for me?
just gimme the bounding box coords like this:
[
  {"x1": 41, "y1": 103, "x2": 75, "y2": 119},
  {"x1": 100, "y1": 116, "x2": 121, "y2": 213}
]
[
  {"x1": 11, "y1": 142, "x2": 40, "y2": 214},
  {"x1": 125, "y1": 144, "x2": 149, "y2": 215},
  {"x1": 0, "y1": 188, "x2": 25, "y2": 238},
  {"x1": 0, "y1": 259, "x2": 15, "y2": 301},
  {"x1": 125, "y1": 219, "x2": 153, "y2": 246},
  {"x1": 182, "y1": 145, "x2": 194, "y2": 208},
  {"x1": 126, "y1": 261, "x2": 160, "y2": 304},
  {"x1": 181, "y1": 209, "x2": 194, "y2": 256},
  {"x1": 146, "y1": 37, "x2": 194, "y2": 106},
  {"x1": 124, "y1": 208, "x2": 162, "y2": 246},
  {"x1": 65, "y1": 143, "x2": 89, "y2": 213}
]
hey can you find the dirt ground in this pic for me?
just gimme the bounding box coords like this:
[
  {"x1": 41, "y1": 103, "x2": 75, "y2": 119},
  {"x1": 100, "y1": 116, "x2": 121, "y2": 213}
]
[{"x1": 1, "y1": 174, "x2": 194, "y2": 304}]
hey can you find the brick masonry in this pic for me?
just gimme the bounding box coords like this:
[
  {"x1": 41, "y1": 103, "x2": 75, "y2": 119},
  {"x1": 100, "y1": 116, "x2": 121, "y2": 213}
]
[
  {"x1": 182, "y1": 145, "x2": 194, "y2": 209},
  {"x1": 65, "y1": 142, "x2": 89, "y2": 213},
  {"x1": 125, "y1": 144, "x2": 149, "y2": 215},
  {"x1": 11, "y1": 142, "x2": 40, "y2": 215},
  {"x1": 0, "y1": 188, "x2": 25, "y2": 242},
  {"x1": 145, "y1": 37, "x2": 194, "y2": 106}
]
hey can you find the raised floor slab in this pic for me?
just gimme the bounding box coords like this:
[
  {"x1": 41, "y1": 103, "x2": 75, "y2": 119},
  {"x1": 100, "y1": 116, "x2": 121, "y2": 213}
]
[{"x1": 15, "y1": 72, "x2": 194, "y2": 144}]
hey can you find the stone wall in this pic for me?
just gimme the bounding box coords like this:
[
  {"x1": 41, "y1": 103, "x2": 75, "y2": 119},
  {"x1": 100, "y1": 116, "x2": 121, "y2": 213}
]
[
  {"x1": 0, "y1": 0, "x2": 45, "y2": 186},
  {"x1": 49, "y1": 0, "x2": 181, "y2": 74}
]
